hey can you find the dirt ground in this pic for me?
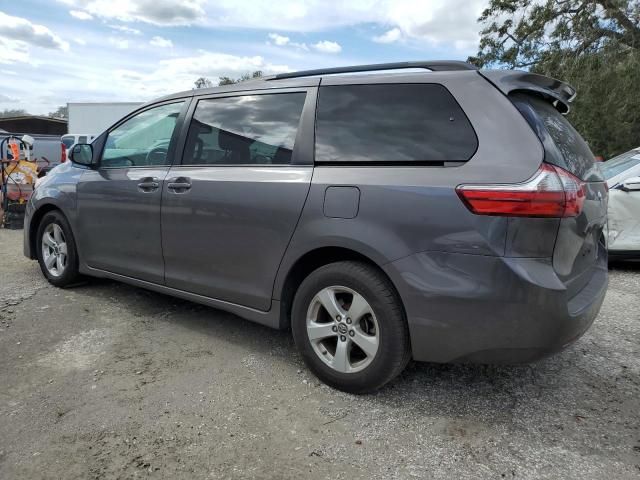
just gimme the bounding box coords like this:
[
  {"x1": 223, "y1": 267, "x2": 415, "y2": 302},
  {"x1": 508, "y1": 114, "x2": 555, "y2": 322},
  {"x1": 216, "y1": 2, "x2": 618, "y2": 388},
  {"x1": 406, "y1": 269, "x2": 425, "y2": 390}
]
[{"x1": 0, "y1": 228, "x2": 638, "y2": 479}]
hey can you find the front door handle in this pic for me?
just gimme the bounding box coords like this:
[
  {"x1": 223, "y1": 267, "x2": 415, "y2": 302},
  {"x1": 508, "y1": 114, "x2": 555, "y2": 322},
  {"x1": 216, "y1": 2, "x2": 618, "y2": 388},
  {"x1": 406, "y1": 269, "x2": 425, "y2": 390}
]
[
  {"x1": 167, "y1": 177, "x2": 192, "y2": 193},
  {"x1": 137, "y1": 177, "x2": 160, "y2": 192}
]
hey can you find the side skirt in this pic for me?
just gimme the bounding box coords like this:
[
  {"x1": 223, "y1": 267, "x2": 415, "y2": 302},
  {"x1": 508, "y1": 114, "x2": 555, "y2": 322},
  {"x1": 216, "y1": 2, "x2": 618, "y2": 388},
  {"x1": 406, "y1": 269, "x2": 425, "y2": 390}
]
[{"x1": 81, "y1": 265, "x2": 283, "y2": 329}]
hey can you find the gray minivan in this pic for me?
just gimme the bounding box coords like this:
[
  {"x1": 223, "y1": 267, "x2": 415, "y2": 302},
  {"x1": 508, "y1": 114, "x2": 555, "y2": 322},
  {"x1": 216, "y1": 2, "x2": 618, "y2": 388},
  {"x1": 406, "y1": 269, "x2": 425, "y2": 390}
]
[{"x1": 24, "y1": 61, "x2": 608, "y2": 393}]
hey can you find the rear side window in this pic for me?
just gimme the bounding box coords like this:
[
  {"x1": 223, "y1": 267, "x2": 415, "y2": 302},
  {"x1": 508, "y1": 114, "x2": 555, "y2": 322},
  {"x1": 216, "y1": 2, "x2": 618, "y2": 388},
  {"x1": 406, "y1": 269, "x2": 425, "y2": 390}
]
[
  {"x1": 61, "y1": 136, "x2": 74, "y2": 148},
  {"x1": 512, "y1": 93, "x2": 600, "y2": 181},
  {"x1": 183, "y1": 93, "x2": 306, "y2": 165},
  {"x1": 315, "y1": 84, "x2": 477, "y2": 164}
]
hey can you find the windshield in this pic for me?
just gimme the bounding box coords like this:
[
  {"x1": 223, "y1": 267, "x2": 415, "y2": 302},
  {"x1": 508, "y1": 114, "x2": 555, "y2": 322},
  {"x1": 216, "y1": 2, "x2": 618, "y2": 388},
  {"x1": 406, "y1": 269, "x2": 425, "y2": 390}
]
[{"x1": 600, "y1": 149, "x2": 640, "y2": 179}]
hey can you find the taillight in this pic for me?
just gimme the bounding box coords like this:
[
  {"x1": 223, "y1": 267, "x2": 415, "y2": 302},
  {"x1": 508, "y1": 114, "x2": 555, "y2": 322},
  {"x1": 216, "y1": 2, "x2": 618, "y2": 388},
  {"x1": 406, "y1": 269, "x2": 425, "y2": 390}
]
[
  {"x1": 456, "y1": 164, "x2": 586, "y2": 218},
  {"x1": 61, "y1": 143, "x2": 67, "y2": 163}
]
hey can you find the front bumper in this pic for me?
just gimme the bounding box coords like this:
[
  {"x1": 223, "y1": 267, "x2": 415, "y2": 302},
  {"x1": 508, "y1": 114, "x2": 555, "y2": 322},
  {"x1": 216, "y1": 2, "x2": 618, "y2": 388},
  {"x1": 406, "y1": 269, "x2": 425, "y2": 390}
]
[
  {"x1": 384, "y1": 251, "x2": 608, "y2": 364},
  {"x1": 22, "y1": 199, "x2": 35, "y2": 259}
]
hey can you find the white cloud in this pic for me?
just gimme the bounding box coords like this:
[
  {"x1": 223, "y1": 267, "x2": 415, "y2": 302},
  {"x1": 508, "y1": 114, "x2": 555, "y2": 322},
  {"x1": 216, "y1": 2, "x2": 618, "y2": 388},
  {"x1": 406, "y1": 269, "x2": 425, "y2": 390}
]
[
  {"x1": 0, "y1": 94, "x2": 19, "y2": 102},
  {"x1": 373, "y1": 27, "x2": 402, "y2": 44},
  {"x1": 71, "y1": 51, "x2": 292, "y2": 104},
  {"x1": 74, "y1": 37, "x2": 87, "y2": 45},
  {"x1": 70, "y1": 10, "x2": 93, "y2": 20},
  {"x1": 312, "y1": 40, "x2": 341, "y2": 54},
  {"x1": 58, "y1": 0, "x2": 206, "y2": 26},
  {"x1": 59, "y1": 0, "x2": 484, "y2": 51},
  {"x1": 109, "y1": 24, "x2": 142, "y2": 35},
  {"x1": 268, "y1": 33, "x2": 290, "y2": 46},
  {"x1": 108, "y1": 37, "x2": 129, "y2": 49},
  {"x1": 150, "y1": 36, "x2": 173, "y2": 48},
  {"x1": 202, "y1": 0, "x2": 484, "y2": 52},
  {"x1": 0, "y1": 12, "x2": 69, "y2": 52},
  {"x1": 0, "y1": 38, "x2": 30, "y2": 64},
  {"x1": 156, "y1": 51, "x2": 289, "y2": 82},
  {"x1": 267, "y1": 33, "x2": 310, "y2": 51}
]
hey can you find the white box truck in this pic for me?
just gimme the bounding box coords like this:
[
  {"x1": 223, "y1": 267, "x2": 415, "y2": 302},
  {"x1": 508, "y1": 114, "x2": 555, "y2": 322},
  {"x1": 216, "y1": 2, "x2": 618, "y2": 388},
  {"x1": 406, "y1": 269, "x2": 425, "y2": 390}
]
[{"x1": 67, "y1": 102, "x2": 142, "y2": 137}]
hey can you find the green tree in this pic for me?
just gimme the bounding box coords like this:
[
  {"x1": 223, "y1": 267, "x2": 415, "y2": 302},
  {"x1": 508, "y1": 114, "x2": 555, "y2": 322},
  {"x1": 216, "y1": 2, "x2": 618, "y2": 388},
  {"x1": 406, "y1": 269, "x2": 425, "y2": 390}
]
[
  {"x1": 194, "y1": 77, "x2": 214, "y2": 89},
  {"x1": 48, "y1": 105, "x2": 68, "y2": 119},
  {"x1": 0, "y1": 109, "x2": 28, "y2": 118},
  {"x1": 218, "y1": 70, "x2": 263, "y2": 86},
  {"x1": 471, "y1": 0, "x2": 640, "y2": 158}
]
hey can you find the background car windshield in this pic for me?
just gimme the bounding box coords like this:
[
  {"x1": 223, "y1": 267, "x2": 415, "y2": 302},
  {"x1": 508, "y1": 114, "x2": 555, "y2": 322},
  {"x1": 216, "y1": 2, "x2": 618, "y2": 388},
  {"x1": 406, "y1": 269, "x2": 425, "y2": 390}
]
[{"x1": 600, "y1": 149, "x2": 640, "y2": 179}]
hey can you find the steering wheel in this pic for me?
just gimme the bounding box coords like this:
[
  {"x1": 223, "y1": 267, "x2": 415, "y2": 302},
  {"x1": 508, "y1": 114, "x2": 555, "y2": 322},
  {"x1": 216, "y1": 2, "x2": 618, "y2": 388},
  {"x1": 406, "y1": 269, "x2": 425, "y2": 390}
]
[
  {"x1": 145, "y1": 146, "x2": 168, "y2": 165},
  {"x1": 253, "y1": 154, "x2": 271, "y2": 164}
]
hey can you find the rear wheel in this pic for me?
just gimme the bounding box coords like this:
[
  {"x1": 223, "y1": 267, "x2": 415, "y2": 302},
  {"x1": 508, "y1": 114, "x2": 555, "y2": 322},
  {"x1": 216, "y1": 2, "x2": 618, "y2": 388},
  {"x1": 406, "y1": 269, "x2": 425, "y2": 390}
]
[
  {"x1": 36, "y1": 211, "x2": 81, "y2": 287},
  {"x1": 291, "y1": 261, "x2": 410, "y2": 393}
]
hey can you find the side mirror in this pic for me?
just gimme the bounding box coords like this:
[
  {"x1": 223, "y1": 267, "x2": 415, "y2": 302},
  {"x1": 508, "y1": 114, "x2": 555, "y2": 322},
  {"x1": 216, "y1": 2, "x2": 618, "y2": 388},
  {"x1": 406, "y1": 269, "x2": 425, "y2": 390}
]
[
  {"x1": 70, "y1": 144, "x2": 94, "y2": 167},
  {"x1": 619, "y1": 176, "x2": 640, "y2": 192}
]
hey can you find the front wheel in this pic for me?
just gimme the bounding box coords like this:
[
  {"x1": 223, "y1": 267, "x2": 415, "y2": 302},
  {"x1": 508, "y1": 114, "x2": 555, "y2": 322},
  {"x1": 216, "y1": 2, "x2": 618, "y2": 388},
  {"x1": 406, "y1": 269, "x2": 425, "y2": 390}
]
[
  {"x1": 36, "y1": 211, "x2": 81, "y2": 287},
  {"x1": 291, "y1": 261, "x2": 411, "y2": 394}
]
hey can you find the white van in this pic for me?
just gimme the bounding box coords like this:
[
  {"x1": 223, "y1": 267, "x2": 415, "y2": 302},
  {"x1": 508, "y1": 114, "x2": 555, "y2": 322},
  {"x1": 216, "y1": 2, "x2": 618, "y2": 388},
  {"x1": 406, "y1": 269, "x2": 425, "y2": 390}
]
[{"x1": 61, "y1": 134, "x2": 95, "y2": 152}]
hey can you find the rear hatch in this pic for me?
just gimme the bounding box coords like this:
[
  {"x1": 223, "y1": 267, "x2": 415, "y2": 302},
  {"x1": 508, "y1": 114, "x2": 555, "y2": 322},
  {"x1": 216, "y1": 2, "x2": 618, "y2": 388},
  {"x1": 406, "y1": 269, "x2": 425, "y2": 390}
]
[{"x1": 511, "y1": 92, "x2": 608, "y2": 299}]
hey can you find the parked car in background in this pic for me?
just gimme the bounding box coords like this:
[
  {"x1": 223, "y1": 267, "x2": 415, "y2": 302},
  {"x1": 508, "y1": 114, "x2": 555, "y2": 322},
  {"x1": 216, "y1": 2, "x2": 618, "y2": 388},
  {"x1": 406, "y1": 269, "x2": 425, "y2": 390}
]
[
  {"x1": 24, "y1": 61, "x2": 608, "y2": 393},
  {"x1": 601, "y1": 147, "x2": 640, "y2": 258},
  {"x1": 61, "y1": 134, "x2": 95, "y2": 159},
  {"x1": 0, "y1": 132, "x2": 66, "y2": 176}
]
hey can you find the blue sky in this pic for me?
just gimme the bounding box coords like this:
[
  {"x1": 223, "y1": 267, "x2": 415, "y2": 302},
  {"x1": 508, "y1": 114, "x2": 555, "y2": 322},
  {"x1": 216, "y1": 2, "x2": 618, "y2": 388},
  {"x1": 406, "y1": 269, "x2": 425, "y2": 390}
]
[{"x1": 0, "y1": 0, "x2": 487, "y2": 114}]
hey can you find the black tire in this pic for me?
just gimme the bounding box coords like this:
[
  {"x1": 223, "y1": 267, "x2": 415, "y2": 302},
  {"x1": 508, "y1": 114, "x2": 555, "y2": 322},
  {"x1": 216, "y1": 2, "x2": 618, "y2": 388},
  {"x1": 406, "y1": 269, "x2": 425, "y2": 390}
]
[
  {"x1": 291, "y1": 261, "x2": 411, "y2": 394},
  {"x1": 35, "y1": 210, "x2": 81, "y2": 287}
]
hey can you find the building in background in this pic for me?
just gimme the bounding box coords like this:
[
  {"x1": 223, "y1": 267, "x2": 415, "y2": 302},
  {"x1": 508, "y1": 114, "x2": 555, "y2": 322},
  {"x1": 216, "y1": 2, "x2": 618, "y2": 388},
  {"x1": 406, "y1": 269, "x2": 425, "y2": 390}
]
[
  {"x1": 67, "y1": 102, "x2": 142, "y2": 136},
  {"x1": 0, "y1": 116, "x2": 67, "y2": 135}
]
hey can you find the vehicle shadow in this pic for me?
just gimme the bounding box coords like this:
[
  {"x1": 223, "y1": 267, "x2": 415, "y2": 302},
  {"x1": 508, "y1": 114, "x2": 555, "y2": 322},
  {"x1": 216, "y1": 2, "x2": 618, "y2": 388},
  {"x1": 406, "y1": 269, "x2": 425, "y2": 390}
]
[
  {"x1": 70, "y1": 276, "x2": 607, "y2": 413},
  {"x1": 608, "y1": 258, "x2": 640, "y2": 272}
]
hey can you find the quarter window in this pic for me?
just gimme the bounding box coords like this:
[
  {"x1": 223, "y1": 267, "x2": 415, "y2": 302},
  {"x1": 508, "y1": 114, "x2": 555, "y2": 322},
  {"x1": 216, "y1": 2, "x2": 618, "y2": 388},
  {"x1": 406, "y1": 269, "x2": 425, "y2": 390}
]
[
  {"x1": 183, "y1": 93, "x2": 306, "y2": 165},
  {"x1": 102, "y1": 102, "x2": 184, "y2": 167},
  {"x1": 315, "y1": 84, "x2": 477, "y2": 163}
]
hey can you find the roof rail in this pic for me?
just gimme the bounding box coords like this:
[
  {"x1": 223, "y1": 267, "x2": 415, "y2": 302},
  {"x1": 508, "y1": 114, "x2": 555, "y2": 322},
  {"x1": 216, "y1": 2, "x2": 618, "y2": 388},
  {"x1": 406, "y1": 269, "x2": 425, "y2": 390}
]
[{"x1": 265, "y1": 60, "x2": 477, "y2": 80}]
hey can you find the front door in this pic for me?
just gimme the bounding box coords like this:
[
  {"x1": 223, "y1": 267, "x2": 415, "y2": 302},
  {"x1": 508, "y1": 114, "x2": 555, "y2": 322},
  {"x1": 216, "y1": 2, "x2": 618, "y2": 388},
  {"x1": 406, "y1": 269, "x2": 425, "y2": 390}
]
[
  {"x1": 161, "y1": 91, "x2": 314, "y2": 311},
  {"x1": 76, "y1": 100, "x2": 187, "y2": 283}
]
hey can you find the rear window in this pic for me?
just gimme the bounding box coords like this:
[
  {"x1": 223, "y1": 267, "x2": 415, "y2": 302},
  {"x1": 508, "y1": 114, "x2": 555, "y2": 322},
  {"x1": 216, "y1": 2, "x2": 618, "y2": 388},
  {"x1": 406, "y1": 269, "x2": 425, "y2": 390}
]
[
  {"x1": 511, "y1": 93, "x2": 601, "y2": 181},
  {"x1": 315, "y1": 84, "x2": 477, "y2": 164},
  {"x1": 61, "y1": 136, "x2": 74, "y2": 148}
]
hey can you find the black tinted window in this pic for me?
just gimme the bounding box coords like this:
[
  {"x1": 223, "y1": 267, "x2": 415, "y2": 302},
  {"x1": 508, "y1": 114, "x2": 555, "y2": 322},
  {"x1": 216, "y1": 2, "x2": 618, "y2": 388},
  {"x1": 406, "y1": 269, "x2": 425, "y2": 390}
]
[
  {"x1": 315, "y1": 84, "x2": 477, "y2": 163},
  {"x1": 513, "y1": 94, "x2": 598, "y2": 180},
  {"x1": 184, "y1": 93, "x2": 306, "y2": 165}
]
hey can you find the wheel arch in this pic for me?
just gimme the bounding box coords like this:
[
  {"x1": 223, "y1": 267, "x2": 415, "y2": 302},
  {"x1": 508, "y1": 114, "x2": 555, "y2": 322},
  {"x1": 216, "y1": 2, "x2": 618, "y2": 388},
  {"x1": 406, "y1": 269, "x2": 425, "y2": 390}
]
[
  {"x1": 277, "y1": 246, "x2": 405, "y2": 330},
  {"x1": 28, "y1": 203, "x2": 74, "y2": 259}
]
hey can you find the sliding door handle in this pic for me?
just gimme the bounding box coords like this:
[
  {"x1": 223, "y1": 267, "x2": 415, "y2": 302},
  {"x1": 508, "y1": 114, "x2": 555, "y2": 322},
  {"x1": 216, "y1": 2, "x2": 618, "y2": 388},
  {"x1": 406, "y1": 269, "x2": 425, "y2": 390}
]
[
  {"x1": 167, "y1": 177, "x2": 192, "y2": 192},
  {"x1": 137, "y1": 177, "x2": 160, "y2": 192}
]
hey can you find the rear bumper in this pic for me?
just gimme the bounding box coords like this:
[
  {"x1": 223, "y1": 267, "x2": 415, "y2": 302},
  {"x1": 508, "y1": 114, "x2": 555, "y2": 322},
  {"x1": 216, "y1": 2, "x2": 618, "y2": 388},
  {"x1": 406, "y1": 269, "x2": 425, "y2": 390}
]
[{"x1": 384, "y1": 251, "x2": 608, "y2": 363}]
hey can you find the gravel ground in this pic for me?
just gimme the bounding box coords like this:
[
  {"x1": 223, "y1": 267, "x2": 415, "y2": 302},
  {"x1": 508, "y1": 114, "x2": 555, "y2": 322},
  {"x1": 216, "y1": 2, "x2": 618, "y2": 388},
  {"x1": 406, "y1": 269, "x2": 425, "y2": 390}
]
[{"x1": 0, "y1": 227, "x2": 638, "y2": 479}]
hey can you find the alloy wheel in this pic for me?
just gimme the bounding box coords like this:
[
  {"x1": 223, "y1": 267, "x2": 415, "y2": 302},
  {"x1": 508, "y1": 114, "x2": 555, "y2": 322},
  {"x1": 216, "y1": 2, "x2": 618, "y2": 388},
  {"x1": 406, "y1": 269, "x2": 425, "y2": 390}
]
[
  {"x1": 306, "y1": 286, "x2": 379, "y2": 373},
  {"x1": 41, "y1": 223, "x2": 68, "y2": 277}
]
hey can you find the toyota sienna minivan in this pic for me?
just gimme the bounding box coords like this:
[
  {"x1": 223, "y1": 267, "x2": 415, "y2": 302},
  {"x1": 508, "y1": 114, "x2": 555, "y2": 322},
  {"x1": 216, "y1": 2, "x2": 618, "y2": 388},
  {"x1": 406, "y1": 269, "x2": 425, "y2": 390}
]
[{"x1": 24, "y1": 61, "x2": 608, "y2": 393}]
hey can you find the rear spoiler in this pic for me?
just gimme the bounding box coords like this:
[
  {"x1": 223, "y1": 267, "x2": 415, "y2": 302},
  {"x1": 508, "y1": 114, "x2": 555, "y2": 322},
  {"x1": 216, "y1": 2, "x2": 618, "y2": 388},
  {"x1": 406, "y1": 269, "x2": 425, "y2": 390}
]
[{"x1": 479, "y1": 70, "x2": 576, "y2": 114}]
